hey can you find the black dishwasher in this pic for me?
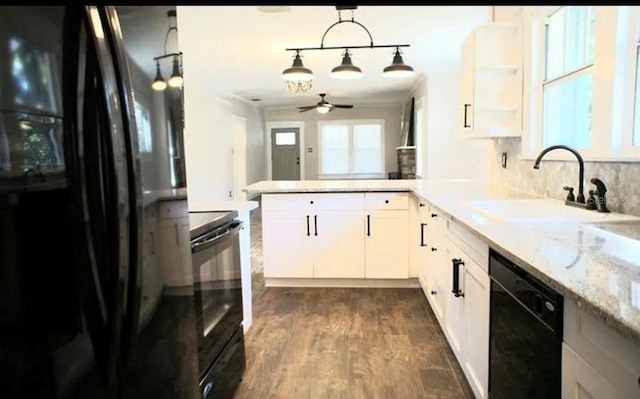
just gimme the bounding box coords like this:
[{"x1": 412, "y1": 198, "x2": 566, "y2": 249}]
[{"x1": 488, "y1": 249, "x2": 563, "y2": 399}]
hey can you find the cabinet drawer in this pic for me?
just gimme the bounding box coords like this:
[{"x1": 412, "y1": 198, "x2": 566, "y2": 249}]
[
  {"x1": 364, "y1": 192, "x2": 409, "y2": 210},
  {"x1": 158, "y1": 200, "x2": 188, "y2": 219},
  {"x1": 447, "y1": 219, "x2": 488, "y2": 271},
  {"x1": 564, "y1": 298, "x2": 640, "y2": 399},
  {"x1": 262, "y1": 193, "x2": 364, "y2": 211}
]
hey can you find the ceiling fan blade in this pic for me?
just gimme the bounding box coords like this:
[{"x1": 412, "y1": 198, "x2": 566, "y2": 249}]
[
  {"x1": 297, "y1": 105, "x2": 317, "y2": 111},
  {"x1": 332, "y1": 104, "x2": 353, "y2": 109}
]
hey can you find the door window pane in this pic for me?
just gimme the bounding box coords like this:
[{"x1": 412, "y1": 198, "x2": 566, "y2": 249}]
[{"x1": 275, "y1": 131, "x2": 296, "y2": 145}]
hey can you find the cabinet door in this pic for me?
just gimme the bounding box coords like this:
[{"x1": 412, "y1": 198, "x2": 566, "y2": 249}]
[
  {"x1": 313, "y1": 210, "x2": 365, "y2": 278},
  {"x1": 365, "y1": 210, "x2": 409, "y2": 279},
  {"x1": 462, "y1": 255, "x2": 490, "y2": 399},
  {"x1": 159, "y1": 217, "x2": 193, "y2": 287},
  {"x1": 460, "y1": 31, "x2": 475, "y2": 135},
  {"x1": 262, "y1": 210, "x2": 313, "y2": 278},
  {"x1": 426, "y1": 222, "x2": 447, "y2": 324},
  {"x1": 444, "y1": 242, "x2": 465, "y2": 360},
  {"x1": 562, "y1": 344, "x2": 627, "y2": 399}
]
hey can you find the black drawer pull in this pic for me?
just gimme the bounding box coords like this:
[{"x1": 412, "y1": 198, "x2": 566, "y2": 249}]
[
  {"x1": 431, "y1": 247, "x2": 437, "y2": 251},
  {"x1": 306, "y1": 215, "x2": 310, "y2": 236},
  {"x1": 420, "y1": 223, "x2": 426, "y2": 246},
  {"x1": 430, "y1": 290, "x2": 436, "y2": 295},
  {"x1": 385, "y1": 200, "x2": 389, "y2": 204},
  {"x1": 452, "y1": 258, "x2": 464, "y2": 298},
  {"x1": 431, "y1": 213, "x2": 437, "y2": 218}
]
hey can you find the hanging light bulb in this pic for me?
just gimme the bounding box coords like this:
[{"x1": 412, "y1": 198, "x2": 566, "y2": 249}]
[
  {"x1": 167, "y1": 55, "x2": 183, "y2": 88},
  {"x1": 330, "y1": 49, "x2": 363, "y2": 80},
  {"x1": 152, "y1": 61, "x2": 167, "y2": 91},
  {"x1": 383, "y1": 47, "x2": 415, "y2": 78}
]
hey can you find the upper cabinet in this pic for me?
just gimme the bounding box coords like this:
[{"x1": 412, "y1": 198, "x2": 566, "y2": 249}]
[{"x1": 460, "y1": 22, "x2": 523, "y2": 139}]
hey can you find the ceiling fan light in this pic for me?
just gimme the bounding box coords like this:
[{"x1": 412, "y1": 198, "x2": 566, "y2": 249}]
[
  {"x1": 167, "y1": 56, "x2": 183, "y2": 87},
  {"x1": 317, "y1": 105, "x2": 331, "y2": 114},
  {"x1": 151, "y1": 62, "x2": 167, "y2": 91},
  {"x1": 331, "y1": 51, "x2": 363, "y2": 80},
  {"x1": 282, "y1": 53, "x2": 314, "y2": 81},
  {"x1": 383, "y1": 48, "x2": 415, "y2": 78}
]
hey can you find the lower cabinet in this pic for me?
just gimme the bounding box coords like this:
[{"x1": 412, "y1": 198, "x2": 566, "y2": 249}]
[
  {"x1": 261, "y1": 192, "x2": 409, "y2": 281},
  {"x1": 563, "y1": 298, "x2": 640, "y2": 399},
  {"x1": 158, "y1": 199, "x2": 193, "y2": 287},
  {"x1": 420, "y1": 209, "x2": 490, "y2": 399}
]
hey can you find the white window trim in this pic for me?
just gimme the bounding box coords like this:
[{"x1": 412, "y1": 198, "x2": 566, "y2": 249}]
[
  {"x1": 317, "y1": 119, "x2": 386, "y2": 179},
  {"x1": 520, "y1": 6, "x2": 640, "y2": 162}
]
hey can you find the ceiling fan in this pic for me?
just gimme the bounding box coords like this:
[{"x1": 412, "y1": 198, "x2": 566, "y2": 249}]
[{"x1": 297, "y1": 93, "x2": 354, "y2": 113}]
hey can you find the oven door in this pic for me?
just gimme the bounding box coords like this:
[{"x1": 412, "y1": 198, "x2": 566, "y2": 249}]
[{"x1": 191, "y1": 220, "x2": 244, "y2": 377}]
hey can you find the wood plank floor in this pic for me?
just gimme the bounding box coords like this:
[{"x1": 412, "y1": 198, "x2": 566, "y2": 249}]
[{"x1": 233, "y1": 204, "x2": 475, "y2": 399}]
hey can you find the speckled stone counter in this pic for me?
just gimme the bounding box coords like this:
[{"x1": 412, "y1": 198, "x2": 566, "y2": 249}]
[{"x1": 244, "y1": 179, "x2": 640, "y2": 346}]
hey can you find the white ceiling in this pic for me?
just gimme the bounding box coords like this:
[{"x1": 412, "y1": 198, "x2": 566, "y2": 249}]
[{"x1": 115, "y1": 5, "x2": 491, "y2": 109}]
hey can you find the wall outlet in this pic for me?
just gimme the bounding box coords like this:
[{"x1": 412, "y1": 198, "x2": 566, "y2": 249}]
[{"x1": 501, "y1": 152, "x2": 507, "y2": 168}]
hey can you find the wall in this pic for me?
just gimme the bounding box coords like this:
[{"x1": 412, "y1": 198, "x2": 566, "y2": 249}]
[
  {"x1": 233, "y1": 97, "x2": 266, "y2": 186},
  {"x1": 487, "y1": 6, "x2": 640, "y2": 216},
  {"x1": 263, "y1": 104, "x2": 403, "y2": 180}
]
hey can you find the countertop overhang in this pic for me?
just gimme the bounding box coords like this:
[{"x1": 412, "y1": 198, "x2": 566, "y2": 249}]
[{"x1": 244, "y1": 179, "x2": 640, "y2": 346}]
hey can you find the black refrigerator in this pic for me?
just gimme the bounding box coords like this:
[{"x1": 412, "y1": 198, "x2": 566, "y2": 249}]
[{"x1": 0, "y1": 6, "x2": 200, "y2": 398}]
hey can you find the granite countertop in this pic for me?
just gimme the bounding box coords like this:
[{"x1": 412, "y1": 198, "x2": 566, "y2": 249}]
[{"x1": 244, "y1": 179, "x2": 640, "y2": 346}]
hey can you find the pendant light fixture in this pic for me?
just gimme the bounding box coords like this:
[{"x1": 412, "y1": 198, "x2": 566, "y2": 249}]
[
  {"x1": 151, "y1": 9, "x2": 183, "y2": 91},
  {"x1": 282, "y1": 50, "x2": 314, "y2": 93},
  {"x1": 383, "y1": 47, "x2": 415, "y2": 78},
  {"x1": 281, "y1": 6, "x2": 414, "y2": 90},
  {"x1": 330, "y1": 49, "x2": 363, "y2": 80}
]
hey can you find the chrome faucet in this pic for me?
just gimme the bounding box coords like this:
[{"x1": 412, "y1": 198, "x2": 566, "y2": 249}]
[{"x1": 533, "y1": 145, "x2": 586, "y2": 207}]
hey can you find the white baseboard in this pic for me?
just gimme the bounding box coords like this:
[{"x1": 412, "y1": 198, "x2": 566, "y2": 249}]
[{"x1": 264, "y1": 277, "x2": 421, "y2": 288}]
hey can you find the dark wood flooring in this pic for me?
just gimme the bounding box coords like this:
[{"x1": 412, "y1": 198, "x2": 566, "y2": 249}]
[{"x1": 233, "y1": 205, "x2": 475, "y2": 399}]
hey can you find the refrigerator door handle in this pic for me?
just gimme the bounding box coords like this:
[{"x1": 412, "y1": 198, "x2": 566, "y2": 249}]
[{"x1": 99, "y1": 5, "x2": 144, "y2": 368}]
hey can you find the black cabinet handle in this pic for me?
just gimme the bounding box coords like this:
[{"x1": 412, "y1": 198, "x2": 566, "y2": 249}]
[
  {"x1": 310, "y1": 200, "x2": 314, "y2": 204},
  {"x1": 385, "y1": 200, "x2": 389, "y2": 204},
  {"x1": 314, "y1": 215, "x2": 318, "y2": 236},
  {"x1": 431, "y1": 213, "x2": 437, "y2": 218},
  {"x1": 367, "y1": 215, "x2": 371, "y2": 236},
  {"x1": 431, "y1": 247, "x2": 437, "y2": 252},
  {"x1": 463, "y1": 104, "x2": 471, "y2": 128},
  {"x1": 306, "y1": 215, "x2": 310, "y2": 236},
  {"x1": 452, "y1": 258, "x2": 464, "y2": 298},
  {"x1": 419, "y1": 203, "x2": 425, "y2": 207},
  {"x1": 420, "y1": 223, "x2": 426, "y2": 246},
  {"x1": 430, "y1": 290, "x2": 437, "y2": 295}
]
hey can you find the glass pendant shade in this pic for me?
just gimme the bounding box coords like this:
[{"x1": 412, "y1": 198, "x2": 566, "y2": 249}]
[
  {"x1": 152, "y1": 62, "x2": 167, "y2": 91},
  {"x1": 167, "y1": 56, "x2": 183, "y2": 88},
  {"x1": 383, "y1": 48, "x2": 415, "y2": 78},
  {"x1": 282, "y1": 53, "x2": 314, "y2": 82},
  {"x1": 330, "y1": 51, "x2": 363, "y2": 80}
]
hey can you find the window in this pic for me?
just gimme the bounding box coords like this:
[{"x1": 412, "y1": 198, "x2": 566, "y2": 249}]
[
  {"x1": 134, "y1": 100, "x2": 152, "y2": 153},
  {"x1": 318, "y1": 120, "x2": 384, "y2": 178},
  {"x1": 542, "y1": 6, "x2": 595, "y2": 149},
  {"x1": 633, "y1": 19, "x2": 640, "y2": 146}
]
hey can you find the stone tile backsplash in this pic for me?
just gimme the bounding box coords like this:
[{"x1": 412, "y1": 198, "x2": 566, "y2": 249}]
[{"x1": 491, "y1": 138, "x2": 640, "y2": 217}]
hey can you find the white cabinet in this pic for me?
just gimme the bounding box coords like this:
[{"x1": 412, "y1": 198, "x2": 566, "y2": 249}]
[
  {"x1": 363, "y1": 192, "x2": 409, "y2": 279},
  {"x1": 460, "y1": 22, "x2": 522, "y2": 139},
  {"x1": 261, "y1": 193, "x2": 365, "y2": 280},
  {"x1": 262, "y1": 209, "x2": 314, "y2": 278},
  {"x1": 140, "y1": 202, "x2": 162, "y2": 326},
  {"x1": 419, "y1": 204, "x2": 447, "y2": 324},
  {"x1": 158, "y1": 199, "x2": 193, "y2": 287},
  {"x1": 261, "y1": 192, "x2": 410, "y2": 282},
  {"x1": 432, "y1": 216, "x2": 490, "y2": 399},
  {"x1": 563, "y1": 298, "x2": 640, "y2": 399}
]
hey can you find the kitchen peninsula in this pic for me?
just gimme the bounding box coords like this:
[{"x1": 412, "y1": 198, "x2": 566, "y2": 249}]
[{"x1": 245, "y1": 178, "x2": 640, "y2": 399}]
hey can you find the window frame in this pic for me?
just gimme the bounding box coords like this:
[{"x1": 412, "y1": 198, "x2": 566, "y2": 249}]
[
  {"x1": 317, "y1": 118, "x2": 386, "y2": 179},
  {"x1": 133, "y1": 92, "x2": 153, "y2": 160},
  {"x1": 521, "y1": 6, "x2": 640, "y2": 161}
]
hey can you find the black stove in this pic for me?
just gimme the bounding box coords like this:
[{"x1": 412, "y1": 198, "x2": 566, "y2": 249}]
[{"x1": 189, "y1": 210, "x2": 238, "y2": 240}]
